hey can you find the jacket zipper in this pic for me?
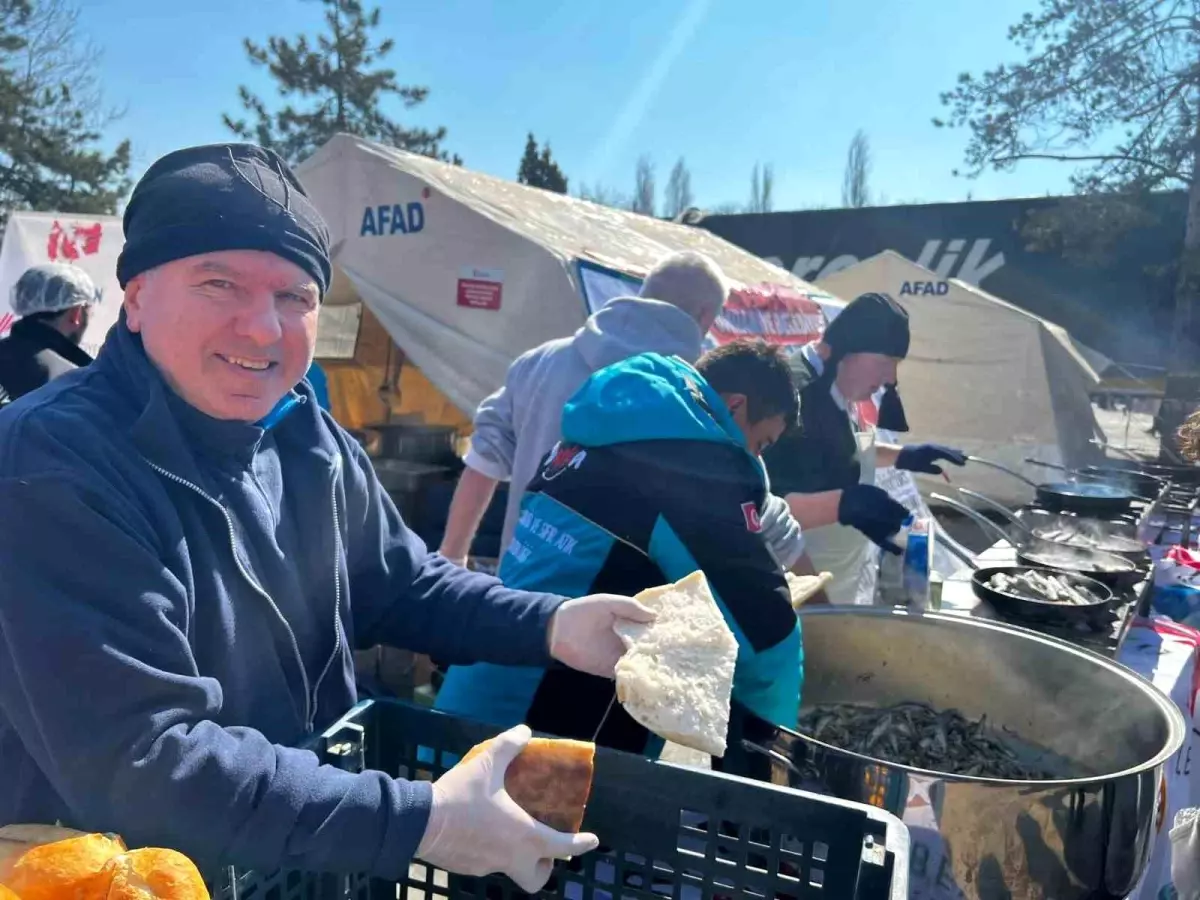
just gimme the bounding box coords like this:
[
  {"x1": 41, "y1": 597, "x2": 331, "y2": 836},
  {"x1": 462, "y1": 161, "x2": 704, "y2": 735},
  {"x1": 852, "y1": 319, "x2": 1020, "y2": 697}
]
[
  {"x1": 144, "y1": 458, "x2": 317, "y2": 732},
  {"x1": 306, "y1": 456, "x2": 345, "y2": 731}
]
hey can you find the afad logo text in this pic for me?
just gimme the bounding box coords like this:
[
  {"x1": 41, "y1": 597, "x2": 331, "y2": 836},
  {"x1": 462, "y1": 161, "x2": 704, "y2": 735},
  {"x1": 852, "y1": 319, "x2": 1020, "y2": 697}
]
[
  {"x1": 899, "y1": 280, "x2": 950, "y2": 296},
  {"x1": 361, "y1": 202, "x2": 425, "y2": 236}
]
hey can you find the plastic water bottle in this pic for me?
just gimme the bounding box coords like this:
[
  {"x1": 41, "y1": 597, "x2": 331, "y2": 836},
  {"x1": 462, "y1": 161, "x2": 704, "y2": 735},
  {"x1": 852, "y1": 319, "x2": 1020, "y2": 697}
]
[{"x1": 878, "y1": 514, "x2": 933, "y2": 608}]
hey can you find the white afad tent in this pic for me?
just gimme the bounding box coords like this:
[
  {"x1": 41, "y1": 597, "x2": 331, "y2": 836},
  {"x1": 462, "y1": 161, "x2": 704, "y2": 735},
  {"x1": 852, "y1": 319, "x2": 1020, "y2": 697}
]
[
  {"x1": 294, "y1": 137, "x2": 970, "y2": 597},
  {"x1": 819, "y1": 250, "x2": 1107, "y2": 507},
  {"x1": 295, "y1": 133, "x2": 828, "y2": 416}
]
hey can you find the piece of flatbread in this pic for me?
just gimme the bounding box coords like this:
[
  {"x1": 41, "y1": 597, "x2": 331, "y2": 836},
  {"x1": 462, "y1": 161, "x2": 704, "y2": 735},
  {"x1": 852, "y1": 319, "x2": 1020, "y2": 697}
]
[
  {"x1": 0, "y1": 825, "x2": 92, "y2": 881},
  {"x1": 461, "y1": 737, "x2": 595, "y2": 833},
  {"x1": 785, "y1": 571, "x2": 834, "y2": 609},
  {"x1": 614, "y1": 570, "x2": 738, "y2": 758}
]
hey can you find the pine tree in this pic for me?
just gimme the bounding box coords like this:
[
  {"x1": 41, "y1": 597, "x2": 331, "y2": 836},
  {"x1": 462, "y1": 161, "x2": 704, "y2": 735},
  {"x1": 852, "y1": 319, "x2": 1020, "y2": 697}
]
[
  {"x1": 0, "y1": 0, "x2": 131, "y2": 229},
  {"x1": 223, "y1": 0, "x2": 459, "y2": 166},
  {"x1": 516, "y1": 132, "x2": 567, "y2": 194}
]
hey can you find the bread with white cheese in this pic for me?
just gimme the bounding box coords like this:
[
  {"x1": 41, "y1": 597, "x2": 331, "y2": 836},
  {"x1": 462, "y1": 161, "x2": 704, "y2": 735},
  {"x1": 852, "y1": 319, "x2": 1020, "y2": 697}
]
[{"x1": 614, "y1": 570, "x2": 738, "y2": 758}]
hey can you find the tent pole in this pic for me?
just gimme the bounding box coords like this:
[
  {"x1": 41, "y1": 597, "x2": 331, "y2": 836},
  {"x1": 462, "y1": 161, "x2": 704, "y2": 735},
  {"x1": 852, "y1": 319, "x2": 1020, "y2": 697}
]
[{"x1": 378, "y1": 340, "x2": 408, "y2": 425}]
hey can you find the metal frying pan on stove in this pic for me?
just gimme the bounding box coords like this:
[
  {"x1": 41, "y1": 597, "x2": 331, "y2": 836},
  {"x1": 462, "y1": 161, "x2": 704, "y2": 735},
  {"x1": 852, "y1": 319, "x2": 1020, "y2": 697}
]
[
  {"x1": 965, "y1": 455, "x2": 1137, "y2": 518},
  {"x1": 953, "y1": 486, "x2": 1147, "y2": 563},
  {"x1": 930, "y1": 492, "x2": 1139, "y2": 588}
]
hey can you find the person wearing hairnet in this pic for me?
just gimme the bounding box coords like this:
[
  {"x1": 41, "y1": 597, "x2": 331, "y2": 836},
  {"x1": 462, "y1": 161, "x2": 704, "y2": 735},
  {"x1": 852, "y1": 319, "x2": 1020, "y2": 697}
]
[
  {"x1": 0, "y1": 263, "x2": 100, "y2": 406},
  {"x1": 0, "y1": 144, "x2": 655, "y2": 893}
]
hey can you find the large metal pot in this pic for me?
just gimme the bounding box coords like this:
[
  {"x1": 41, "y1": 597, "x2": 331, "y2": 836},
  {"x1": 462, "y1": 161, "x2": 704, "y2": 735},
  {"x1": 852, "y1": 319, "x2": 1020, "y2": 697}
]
[{"x1": 750, "y1": 608, "x2": 1185, "y2": 900}]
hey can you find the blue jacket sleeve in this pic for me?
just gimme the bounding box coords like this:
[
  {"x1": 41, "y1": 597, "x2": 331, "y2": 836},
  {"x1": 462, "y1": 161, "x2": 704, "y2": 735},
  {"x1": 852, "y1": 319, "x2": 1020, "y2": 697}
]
[
  {"x1": 0, "y1": 474, "x2": 429, "y2": 879},
  {"x1": 624, "y1": 442, "x2": 802, "y2": 729},
  {"x1": 340, "y1": 440, "x2": 568, "y2": 666}
]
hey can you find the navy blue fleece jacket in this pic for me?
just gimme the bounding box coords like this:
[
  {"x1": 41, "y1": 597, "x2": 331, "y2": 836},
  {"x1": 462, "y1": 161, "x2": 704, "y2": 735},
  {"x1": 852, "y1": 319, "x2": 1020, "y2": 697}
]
[{"x1": 0, "y1": 318, "x2": 566, "y2": 877}]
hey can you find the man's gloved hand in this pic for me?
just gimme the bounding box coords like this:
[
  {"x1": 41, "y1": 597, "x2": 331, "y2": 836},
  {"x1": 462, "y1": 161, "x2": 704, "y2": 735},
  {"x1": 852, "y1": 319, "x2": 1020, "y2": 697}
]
[
  {"x1": 417, "y1": 724, "x2": 600, "y2": 892},
  {"x1": 837, "y1": 484, "x2": 910, "y2": 555},
  {"x1": 895, "y1": 443, "x2": 967, "y2": 476},
  {"x1": 760, "y1": 493, "x2": 806, "y2": 570},
  {"x1": 548, "y1": 594, "x2": 656, "y2": 677}
]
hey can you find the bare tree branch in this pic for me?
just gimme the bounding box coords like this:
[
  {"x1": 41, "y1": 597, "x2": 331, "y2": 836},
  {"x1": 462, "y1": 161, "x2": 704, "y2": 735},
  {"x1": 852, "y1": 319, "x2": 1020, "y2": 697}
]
[{"x1": 936, "y1": 0, "x2": 1200, "y2": 367}]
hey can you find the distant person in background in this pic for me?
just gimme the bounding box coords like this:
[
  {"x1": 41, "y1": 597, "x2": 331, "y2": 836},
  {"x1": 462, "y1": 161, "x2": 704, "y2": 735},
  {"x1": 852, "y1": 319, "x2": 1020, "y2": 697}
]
[
  {"x1": 306, "y1": 359, "x2": 331, "y2": 411},
  {"x1": 438, "y1": 251, "x2": 729, "y2": 566},
  {"x1": 0, "y1": 263, "x2": 99, "y2": 407}
]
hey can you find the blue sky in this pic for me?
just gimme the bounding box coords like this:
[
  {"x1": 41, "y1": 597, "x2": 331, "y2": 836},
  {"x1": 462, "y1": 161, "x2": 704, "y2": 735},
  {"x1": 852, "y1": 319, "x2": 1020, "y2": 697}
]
[{"x1": 80, "y1": 0, "x2": 1074, "y2": 212}]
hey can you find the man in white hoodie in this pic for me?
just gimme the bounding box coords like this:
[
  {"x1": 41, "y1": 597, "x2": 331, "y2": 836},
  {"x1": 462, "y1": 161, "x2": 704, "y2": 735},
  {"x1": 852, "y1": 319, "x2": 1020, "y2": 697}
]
[{"x1": 440, "y1": 251, "x2": 809, "y2": 571}]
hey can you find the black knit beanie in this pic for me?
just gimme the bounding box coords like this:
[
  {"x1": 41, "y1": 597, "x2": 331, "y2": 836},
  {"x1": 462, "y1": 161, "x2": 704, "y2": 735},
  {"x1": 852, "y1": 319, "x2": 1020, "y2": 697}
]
[
  {"x1": 821, "y1": 291, "x2": 912, "y2": 432},
  {"x1": 116, "y1": 143, "x2": 331, "y2": 295},
  {"x1": 822, "y1": 292, "x2": 910, "y2": 360}
]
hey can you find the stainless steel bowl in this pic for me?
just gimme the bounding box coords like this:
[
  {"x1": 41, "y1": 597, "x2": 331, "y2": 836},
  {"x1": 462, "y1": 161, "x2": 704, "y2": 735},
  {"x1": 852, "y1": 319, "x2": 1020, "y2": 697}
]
[{"x1": 750, "y1": 608, "x2": 1185, "y2": 900}]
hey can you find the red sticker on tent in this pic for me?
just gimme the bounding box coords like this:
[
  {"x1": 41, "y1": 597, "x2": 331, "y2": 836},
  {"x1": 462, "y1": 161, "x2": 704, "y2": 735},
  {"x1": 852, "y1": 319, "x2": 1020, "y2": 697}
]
[
  {"x1": 457, "y1": 278, "x2": 502, "y2": 310},
  {"x1": 457, "y1": 267, "x2": 504, "y2": 311}
]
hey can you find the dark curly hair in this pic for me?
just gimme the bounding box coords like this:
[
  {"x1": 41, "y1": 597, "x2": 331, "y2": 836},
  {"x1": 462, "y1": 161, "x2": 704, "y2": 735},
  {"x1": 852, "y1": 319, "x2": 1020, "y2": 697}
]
[{"x1": 696, "y1": 339, "x2": 800, "y2": 429}]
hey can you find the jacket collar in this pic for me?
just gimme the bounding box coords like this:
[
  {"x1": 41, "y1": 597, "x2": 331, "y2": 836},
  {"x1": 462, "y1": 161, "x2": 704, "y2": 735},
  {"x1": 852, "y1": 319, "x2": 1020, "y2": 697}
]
[
  {"x1": 11, "y1": 317, "x2": 94, "y2": 368},
  {"x1": 800, "y1": 341, "x2": 848, "y2": 412},
  {"x1": 95, "y1": 315, "x2": 339, "y2": 485}
]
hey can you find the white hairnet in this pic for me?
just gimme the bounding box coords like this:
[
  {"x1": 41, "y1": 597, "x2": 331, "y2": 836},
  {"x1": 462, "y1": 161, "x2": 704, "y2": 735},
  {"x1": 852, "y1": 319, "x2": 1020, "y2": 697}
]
[{"x1": 11, "y1": 263, "x2": 100, "y2": 317}]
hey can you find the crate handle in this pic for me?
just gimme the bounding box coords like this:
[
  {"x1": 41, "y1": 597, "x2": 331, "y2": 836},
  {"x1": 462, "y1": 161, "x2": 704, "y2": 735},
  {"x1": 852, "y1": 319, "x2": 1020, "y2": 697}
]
[{"x1": 322, "y1": 721, "x2": 366, "y2": 772}]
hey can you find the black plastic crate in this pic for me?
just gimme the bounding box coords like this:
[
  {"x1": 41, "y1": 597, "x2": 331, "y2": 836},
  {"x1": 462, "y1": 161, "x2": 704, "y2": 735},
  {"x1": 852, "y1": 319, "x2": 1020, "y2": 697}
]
[{"x1": 207, "y1": 700, "x2": 908, "y2": 900}]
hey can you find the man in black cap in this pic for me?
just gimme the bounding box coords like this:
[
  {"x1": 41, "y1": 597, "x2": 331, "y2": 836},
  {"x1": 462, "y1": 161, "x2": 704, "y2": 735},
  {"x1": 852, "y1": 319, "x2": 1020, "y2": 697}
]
[
  {"x1": 762, "y1": 291, "x2": 965, "y2": 605},
  {"x1": 0, "y1": 143, "x2": 655, "y2": 892}
]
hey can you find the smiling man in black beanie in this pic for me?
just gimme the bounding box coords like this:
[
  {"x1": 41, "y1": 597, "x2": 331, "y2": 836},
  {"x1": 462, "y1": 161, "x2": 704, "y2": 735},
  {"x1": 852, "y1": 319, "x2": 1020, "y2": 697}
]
[
  {"x1": 0, "y1": 143, "x2": 654, "y2": 890},
  {"x1": 761, "y1": 291, "x2": 966, "y2": 606}
]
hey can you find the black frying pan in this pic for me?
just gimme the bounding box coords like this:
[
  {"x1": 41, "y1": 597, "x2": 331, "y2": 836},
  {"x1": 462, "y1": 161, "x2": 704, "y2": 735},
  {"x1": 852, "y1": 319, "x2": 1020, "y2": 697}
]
[
  {"x1": 966, "y1": 455, "x2": 1137, "y2": 518},
  {"x1": 1024, "y1": 457, "x2": 1165, "y2": 500},
  {"x1": 972, "y1": 566, "x2": 1114, "y2": 626},
  {"x1": 930, "y1": 492, "x2": 1139, "y2": 589},
  {"x1": 934, "y1": 525, "x2": 1115, "y2": 626}
]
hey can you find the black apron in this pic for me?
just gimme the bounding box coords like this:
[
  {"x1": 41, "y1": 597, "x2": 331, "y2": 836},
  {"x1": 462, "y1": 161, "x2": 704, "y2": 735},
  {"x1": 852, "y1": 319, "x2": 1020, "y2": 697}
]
[{"x1": 762, "y1": 353, "x2": 860, "y2": 494}]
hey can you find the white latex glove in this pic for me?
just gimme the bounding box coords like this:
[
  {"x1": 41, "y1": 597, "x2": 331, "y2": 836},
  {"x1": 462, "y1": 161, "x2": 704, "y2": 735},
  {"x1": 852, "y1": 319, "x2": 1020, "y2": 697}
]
[
  {"x1": 417, "y1": 724, "x2": 600, "y2": 892},
  {"x1": 760, "y1": 492, "x2": 805, "y2": 571},
  {"x1": 547, "y1": 594, "x2": 656, "y2": 677},
  {"x1": 1172, "y1": 807, "x2": 1200, "y2": 900}
]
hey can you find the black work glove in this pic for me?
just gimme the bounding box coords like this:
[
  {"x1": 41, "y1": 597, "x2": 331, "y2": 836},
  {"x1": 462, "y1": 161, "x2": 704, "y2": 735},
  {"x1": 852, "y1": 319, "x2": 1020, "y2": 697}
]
[
  {"x1": 837, "y1": 483, "x2": 910, "y2": 555},
  {"x1": 895, "y1": 443, "x2": 967, "y2": 476}
]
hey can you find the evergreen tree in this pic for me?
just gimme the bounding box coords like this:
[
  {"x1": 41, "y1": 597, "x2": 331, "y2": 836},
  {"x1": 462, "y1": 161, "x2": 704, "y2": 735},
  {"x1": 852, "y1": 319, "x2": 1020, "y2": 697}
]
[
  {"x1": 516, "y1": 132, "x2": 567, "y2": 193},
  {"x1": 223, "y1": 0, "x2": 459, "y2": 166},
  {"x1": 0, "y1": 0, "x2": 131, "y2": 229}
]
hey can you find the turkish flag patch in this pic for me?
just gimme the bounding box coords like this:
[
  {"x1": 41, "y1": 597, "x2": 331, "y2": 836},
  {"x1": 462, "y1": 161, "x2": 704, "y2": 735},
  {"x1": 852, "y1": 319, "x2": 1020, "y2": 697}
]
[{"x1": 741, "y1": 501, "x2": 763, "y2": 534}]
